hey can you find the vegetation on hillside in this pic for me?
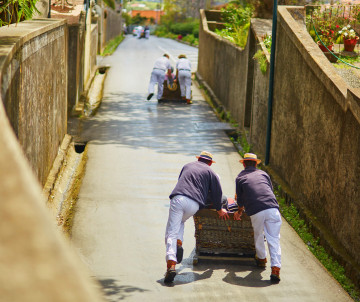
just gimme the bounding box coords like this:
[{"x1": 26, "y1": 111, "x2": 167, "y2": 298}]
[
  {"x1": 155, "y1": 19, "x2": 199, "y2": 46},
  {"x1": 152, "y1": 0, "x2": 200, "y2": 46}
]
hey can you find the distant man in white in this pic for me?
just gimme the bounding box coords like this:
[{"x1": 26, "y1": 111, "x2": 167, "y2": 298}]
[
  {"x1": 147, "y1": 54, "x2": 173, "y2": 101},
  {"x1": 136, "y1": 26, "x2": 143, "y2": 38},
  {"x1": 175, "y1": 54, "x2": 192, "y2": 104}
]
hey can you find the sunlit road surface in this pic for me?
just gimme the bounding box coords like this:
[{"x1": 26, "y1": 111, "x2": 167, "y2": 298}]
[{"x1": 70, "y1": 35, "x2": 353, "y2": 302}]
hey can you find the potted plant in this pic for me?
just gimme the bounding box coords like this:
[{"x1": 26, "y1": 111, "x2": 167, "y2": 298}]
[
  {"x1": 317, "y1": 28, "x2": 336, "y2": 52},
  {"x1": 307, "y1": 7, "x2": 337, "y2": 52},
  {"x1": 338, "y1": 24, "x2": 359, "y2": 52}
]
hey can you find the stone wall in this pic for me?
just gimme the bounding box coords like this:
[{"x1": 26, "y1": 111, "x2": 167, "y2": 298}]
[
  {"x1": 0, "y1": 19, "x2": 67, "y2": 186},
  {"x1": 0, "y1": 19, "x2": 104, "y2": 301},
  {"x1": 197, "y1": 7, "x2": 360, "y2": 285}
]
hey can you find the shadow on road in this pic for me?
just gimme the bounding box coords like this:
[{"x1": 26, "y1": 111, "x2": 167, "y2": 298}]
[
  {"x1": 98, "y1": 278, "x2": 149, "y2": 301},
  {"x1": 68, "y1": 91, "x2": 235, "y2": 157},
  {"x1": 156, "y1": 249, "x2": 272, "y2": 288}
]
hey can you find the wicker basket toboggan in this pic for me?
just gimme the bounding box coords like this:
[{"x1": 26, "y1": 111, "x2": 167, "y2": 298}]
[{"x1": 193, "y1": 209, "x2": 255, "y2": 263}]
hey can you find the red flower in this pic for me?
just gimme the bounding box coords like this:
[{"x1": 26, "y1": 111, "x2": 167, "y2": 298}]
[{"x1": 336, "y1": 25, "x2": 340, "y2": 28}]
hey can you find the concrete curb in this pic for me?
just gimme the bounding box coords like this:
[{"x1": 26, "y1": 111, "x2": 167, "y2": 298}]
[
  {"x1": 84, "y1": 66, "x2": 109, "y2": 117},
  {"x1": 43, "y1": 136, "x2": 88, "y2": 237},
  {"x1": 43, "y1": 134, "x2": 72, "y2": 200}
]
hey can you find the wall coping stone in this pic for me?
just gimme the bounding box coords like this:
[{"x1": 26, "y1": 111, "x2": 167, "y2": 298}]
[{"x1": 0, "y1": 19, "x2": 66, "y2": 76}]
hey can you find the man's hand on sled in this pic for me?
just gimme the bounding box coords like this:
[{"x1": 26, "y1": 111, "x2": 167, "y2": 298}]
[
  {"x1": 233, "y1": 206, "x2": 245, "y2": 220},
  {"x1": 217, "y1": 209, "x2": 229, "y2": 220}
]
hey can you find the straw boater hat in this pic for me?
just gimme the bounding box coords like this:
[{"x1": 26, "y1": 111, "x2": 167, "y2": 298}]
[
  {"x1": 240, "y1": 153, "x2": 261, "y2": 164},
  {"x1": 196, "y1": 151, "x2": 215, "y2": 163},
  {"x1": 178, "y1": 54, "x2": 187, "y2": 59}
]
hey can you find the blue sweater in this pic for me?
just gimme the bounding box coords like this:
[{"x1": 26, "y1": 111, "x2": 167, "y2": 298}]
[
  {"x1": 169, "y1": 161, "x2": 223, "y2": 210},
  {"x1": 235, "y1": 167, "x2": 279, "y2": 216}
]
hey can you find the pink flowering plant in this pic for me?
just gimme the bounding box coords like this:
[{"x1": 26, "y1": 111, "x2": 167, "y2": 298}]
[
  {"x1": 307, "y1": 7, "x2": 337, "y2": 46},
  {"x1": 306, "y1": 5, "x2": 360, "y2": 46}
]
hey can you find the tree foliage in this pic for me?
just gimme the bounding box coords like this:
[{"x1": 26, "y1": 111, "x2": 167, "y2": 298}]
[
  {"x1": 103, "y1": 0, "x2": 115, "y2": 10},
  {"x1": 0, "y1": 0, "x2": 39, "y2": 26}
]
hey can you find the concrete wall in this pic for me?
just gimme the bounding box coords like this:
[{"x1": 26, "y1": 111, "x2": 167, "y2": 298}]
[
  {"x1": 68, "y1": 22, "x2": 83, "y2": 113},
  {"x1": 272, "y1": 6, "x2": 360, "y2": 283},
  {"x1": 197, "y1": 7, "x2": 360, "y2": 286},
  {"x1": 103, "y1": 8, "x2": 122, "y2": 45},
  {"x1": 0, "y1": 19, "x2": 104, "y2": 302},
  {"x1": 0, "y1": 19, "x2": 67, "y2": 187},
  {"x1": 67, "y1": 13, "x2": 98, "y2": 114},
  {"x1": 198, "y1": 10, "x2": 248, "y2": 129},
  {"x1": 248, "y1": 19, "x2": 272, "y2": 159},
  {"x1": 90, "y1": 23, "x2": 98, "y2": 76}
]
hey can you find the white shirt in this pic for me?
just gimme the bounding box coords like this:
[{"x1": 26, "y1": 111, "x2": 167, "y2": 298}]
[
  {"x1": 176, "y1": 58, "x2": 191, "y2": 71},
  {"x1": 153, "y1": 57, "x2": 171, "y2": 71}
]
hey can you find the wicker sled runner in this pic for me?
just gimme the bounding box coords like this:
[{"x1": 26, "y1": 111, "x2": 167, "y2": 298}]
[
  {"x1": 158, "y1": 80, "x2": 184, "y2": 102},
  {"x1": 193, "y1": 209, "x2": 255, "y2": 264}
]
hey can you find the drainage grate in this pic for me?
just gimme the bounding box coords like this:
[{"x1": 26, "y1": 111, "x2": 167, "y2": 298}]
[{"x1": 74, "y1": 142, "x2": 87, "y2": 154}]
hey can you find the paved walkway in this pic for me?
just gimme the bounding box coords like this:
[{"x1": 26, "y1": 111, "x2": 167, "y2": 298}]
[{"x1": 69, "y1": 35, "x2": 353, "y2": 301}]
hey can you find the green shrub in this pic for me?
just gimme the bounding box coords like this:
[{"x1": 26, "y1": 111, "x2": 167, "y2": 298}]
[
  {"x1": 214, "y1": 3, "x2": 253, "y2": 48},
  {"x1": 183, "y1": 34, "x2": 198, "y2": 45},
  {"x1": 101, "y1": 34, "x2": 125, "y2": 56},
  {"x1": 154, "y1": 25, "x2": 168, "y2": 37},
  {"x1": 170, "y1": 20, "x2": 199, "y2": 37},
  {"x1": 253, "y1": 49, "x2": 268, "y2": 74},
  {"x1": 192, "y1": 26, "x2": 199, "y2": 38},
  {"x1": 154, "y1": 19, "x2": 199, "y2": 45},
  {"x1": 263, "y1": 34, "x2": 272, "y2": 51}
]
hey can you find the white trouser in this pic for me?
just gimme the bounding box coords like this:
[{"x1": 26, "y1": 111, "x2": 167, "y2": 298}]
[
  {"x1": 145, "y1": 30, "x2": 150, "y2": 38},
  {"x1": 250, "y1": 208, "x2": 282, "y2": 268},
  {"x1": 148, "y1": 69, "x2": 166, "y2": 100},
  {"x1": 165, "y1": 195, "x2": 199, "y2": 262},
  {"x1": 178, "y1": 70, "x2": 192, "y2": 99}
]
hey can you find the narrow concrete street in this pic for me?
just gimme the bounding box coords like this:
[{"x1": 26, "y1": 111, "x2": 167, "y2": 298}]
[{"x1": 70, "y1": 35, "x2": 352, "y2": 301}]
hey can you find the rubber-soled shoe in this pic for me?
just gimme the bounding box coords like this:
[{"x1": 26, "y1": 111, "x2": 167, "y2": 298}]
[
  {"x1": 164, "y1": 268, "x2": 176, "y2": 283},
  {"x1": 147, "y1": 93, "x2": 154, "y2": 101},
  {"x1": 186, "y1": 99, "x2": 192, "y2": 104},
  {"x1": 176, "y1": 245, "x2": 183, "y2": 264},
  {"x1": 255, "y1": 255, "x2": 267, "y2": 268},
  {"x1": 270, "y1": 266, "x2": 281, "y2": 283}
]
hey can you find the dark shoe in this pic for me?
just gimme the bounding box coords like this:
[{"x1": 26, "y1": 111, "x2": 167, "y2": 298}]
[
  {"x1": 164, "y1": 268, "x2": 176, "y2": 283},
  {"x1": 176, "y1": 245, "x2": 183, "y2": 264},
  {"x1": 147, "y1": 93, "x2": 154, "y2": 101},
  {"x1": 270, "y1": 266, "x2": 281, "y2": 283},
  {"x1": 255, "y1": 255, "x2": 267, "y2": 268}
]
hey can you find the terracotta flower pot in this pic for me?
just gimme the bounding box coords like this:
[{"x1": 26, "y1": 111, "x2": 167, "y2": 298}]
[
  {"x1": 343, "y1": 36, "x2": 359, "y2": 52},
  {"x1": 318, "y1": 41, "x2": 333, "y2": 52}
]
